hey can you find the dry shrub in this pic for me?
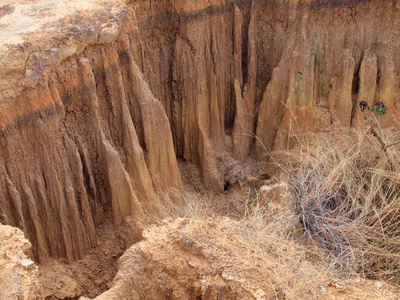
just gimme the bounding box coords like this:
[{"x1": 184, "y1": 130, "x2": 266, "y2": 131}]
[
  {"x1": 277, "y1": 128, "x2": 400, "y2": 281},
  {"x1": 176, "y1": 127, "x2": 400, "y2": 297}
]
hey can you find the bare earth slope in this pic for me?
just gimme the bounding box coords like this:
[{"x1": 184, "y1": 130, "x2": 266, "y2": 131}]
[
  {"x1": 89, "y1": 217, "x2": 400, "y2": 300},
  {"x1": 0, "y1": 0, "x2": 182, "y2": 264},
  {"x1": 1, "y1": 0, "x2": 399, "y2": 265},
  {"x1": 0, "y1": 0, "x2": 399, "y2": 298}
]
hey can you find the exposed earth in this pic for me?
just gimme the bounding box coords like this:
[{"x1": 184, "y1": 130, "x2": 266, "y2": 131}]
[{"x1": 0, "y1": 0, "x2": 400, "y2": 299}]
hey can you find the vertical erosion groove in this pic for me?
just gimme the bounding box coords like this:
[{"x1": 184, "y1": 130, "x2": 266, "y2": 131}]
[{"x1": 0, "y1": 0, "x2": 399, "y2": 264}]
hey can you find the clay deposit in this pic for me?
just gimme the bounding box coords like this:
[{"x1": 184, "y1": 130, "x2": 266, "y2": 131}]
[{"x1": 0, "y1": 0, "x2": 399, "y2": 298}]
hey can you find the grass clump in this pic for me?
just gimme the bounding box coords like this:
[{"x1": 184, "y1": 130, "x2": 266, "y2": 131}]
[{"x1": 277, "y1": 128, "x2": 400, "y2": 281}]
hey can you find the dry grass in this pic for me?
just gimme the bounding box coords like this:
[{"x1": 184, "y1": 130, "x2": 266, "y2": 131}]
[
  {"x1": 275, "y1": 127, "x2": 400, "y2": 282},
  {"x1": 136, "y1": 126, "x2": 400, "y2": 298},
  {"x1": 181, "y1": 190, "x2": 332, "y2": 298},
  {"x1": 234, "y1": 202, "x2": 331, "y2": 298},
  {"x1": 163, "y1": 127, "x2": 400, "y2": 297}
]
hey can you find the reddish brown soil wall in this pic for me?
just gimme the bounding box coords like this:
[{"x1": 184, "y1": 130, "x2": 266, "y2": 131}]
[{"x1": 0, "y1": 0, "x2": 398, "y2": 263}]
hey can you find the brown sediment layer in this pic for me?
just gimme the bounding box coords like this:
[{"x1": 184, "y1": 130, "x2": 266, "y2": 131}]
[{"x1": 0, "y1": 0, "x2": 399, "y2": 263}]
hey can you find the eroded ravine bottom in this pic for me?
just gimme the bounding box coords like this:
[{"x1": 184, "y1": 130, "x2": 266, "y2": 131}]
[
  {"x1": 38, "y1": 155, "x2": 269, "y2": 299},
  {"x1": 39, "y1": 214, "x2": 142, "y2": 299}
]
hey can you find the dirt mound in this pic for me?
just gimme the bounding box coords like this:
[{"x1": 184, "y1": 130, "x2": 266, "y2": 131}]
[
  {"x1": 89, "y1": 216, "x2": 400, "y2": 300},
  {"x1": 0, "y1": 223, "x2": 42, "y2": 299}
]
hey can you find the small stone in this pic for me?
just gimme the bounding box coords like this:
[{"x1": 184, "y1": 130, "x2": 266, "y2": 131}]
[
  {"x1": 20, "y1": 258, "x2": 34, "y2": 270},
  {"x1": 254, "y1": 288, "x2": 267, "y2": 299},
  {"x1": 375, "y1": 280, "x2": 383, "y2": 289},
  {"x1": 56, "y1": 282, "x2": 64, "y2": 289}
]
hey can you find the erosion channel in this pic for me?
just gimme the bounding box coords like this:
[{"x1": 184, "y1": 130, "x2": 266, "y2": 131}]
[{"x1": 0, "y1": 0, "x2": 400, "y2": 299}]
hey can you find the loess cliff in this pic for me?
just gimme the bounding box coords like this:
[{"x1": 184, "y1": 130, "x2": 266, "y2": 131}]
[{"x1": 0, "y1": 0, "x2": 399, "y2": 271}]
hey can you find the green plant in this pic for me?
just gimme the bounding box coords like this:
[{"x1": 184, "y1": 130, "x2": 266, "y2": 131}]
[
  {"x1": 356, "y1": 101, "x2": 399, "y2": 169},
  {"x1": 294, "y1": 13, "x2": 327, "y2": 107},
  {"x1": 272, "y1": 13, "x2": 328, "y2": 150}
]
